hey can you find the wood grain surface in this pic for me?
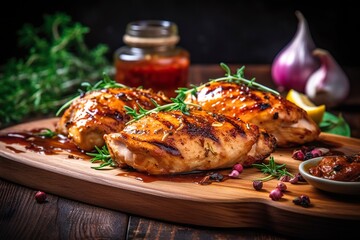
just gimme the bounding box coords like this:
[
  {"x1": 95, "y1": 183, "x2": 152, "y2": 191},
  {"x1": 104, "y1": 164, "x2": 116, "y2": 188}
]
[{"x1": 1, "y1": 118, "x2": 360, "y2": 239}]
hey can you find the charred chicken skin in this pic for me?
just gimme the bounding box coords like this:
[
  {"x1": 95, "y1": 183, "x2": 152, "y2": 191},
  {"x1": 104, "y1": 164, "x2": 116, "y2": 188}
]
[
  {"x1": 56, "y1": 88, "x2": 170, "y2": 151},
  {"x1": 104, "y1": 109, "x2": 276, "y2": 175},
  {"x1": 185, "y1": 82, "x2": 320, "y2": 147}
]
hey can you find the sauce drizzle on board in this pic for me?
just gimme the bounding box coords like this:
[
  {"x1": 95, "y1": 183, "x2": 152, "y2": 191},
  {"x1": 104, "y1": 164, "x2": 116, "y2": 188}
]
[
  {"x1": 118, "y1": 170, "x2": 230, "y2": 184},
  {"x1": 0, "y1": 128, "x2": 90, "y2": 159},
  {"x1": 0, "y1": 127, "x2": 229, "y2": 184}
]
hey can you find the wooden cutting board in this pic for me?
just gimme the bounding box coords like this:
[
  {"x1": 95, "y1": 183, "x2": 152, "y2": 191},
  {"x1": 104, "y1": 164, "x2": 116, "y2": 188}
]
[{"x1": 1, "y1": 118, "x2": 360, "y2": 239}]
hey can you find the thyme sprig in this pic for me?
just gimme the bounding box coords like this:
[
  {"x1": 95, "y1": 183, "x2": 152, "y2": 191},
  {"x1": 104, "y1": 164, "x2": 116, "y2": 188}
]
[
  {"x1": 125, "y1": 94, "x2": 201, "y2": 125},
  {"x1": 56, "y1": 72, "x2": 128, "y2": 116},
  {"x1": 87, "y1": 145, "x2": 116, "y2": 170},
  {"x1": 216, "y1": 63, "x2": 279, "y2": 95},
  {"x1": 124, "y1": 63, "x2": 278, "y2": 124},
  {"x1": 252, "y1": 156, "x2": 293, "y2": 182}
]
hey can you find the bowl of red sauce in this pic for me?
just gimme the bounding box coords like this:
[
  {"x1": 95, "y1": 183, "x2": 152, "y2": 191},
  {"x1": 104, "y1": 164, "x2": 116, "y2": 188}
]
[{"x1": 299, "y1": 154, "x2": 360, "y2": 195}]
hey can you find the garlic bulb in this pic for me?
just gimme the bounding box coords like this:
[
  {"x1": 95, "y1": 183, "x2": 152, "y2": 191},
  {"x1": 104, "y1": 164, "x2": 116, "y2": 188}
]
[
  {"x1": 305, "y1": 49, "x2": 350, "y2": 107},
  {"x1": 271, "y1": 11, "x2": 319, "y2": 92}
]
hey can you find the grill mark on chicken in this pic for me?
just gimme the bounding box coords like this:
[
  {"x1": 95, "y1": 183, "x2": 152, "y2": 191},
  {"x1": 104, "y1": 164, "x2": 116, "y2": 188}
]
[
  {"x1": 213, "y1": 114, "x2": 247, "y2": 138},
  {"x1": 150, "y1": 142, "x2": 182, "y2": 156},
  {"x1": 182, "y1": 116, "x2": 219, "y2": 142},
  {"x1": 259, "y1": 103, "x2": 271, "y2": 110},
  {"x1": 151, "y1": 111, "x2": 221, "y2": 143}
]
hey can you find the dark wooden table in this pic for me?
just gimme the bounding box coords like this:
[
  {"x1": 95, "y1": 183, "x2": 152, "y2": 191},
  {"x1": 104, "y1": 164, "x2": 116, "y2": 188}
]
[{"x1": 1, "y1": 64, "x2": 359, "y2": 240}]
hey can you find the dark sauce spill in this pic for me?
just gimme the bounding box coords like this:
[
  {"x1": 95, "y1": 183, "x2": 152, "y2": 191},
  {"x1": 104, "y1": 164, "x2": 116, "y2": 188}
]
[
  {"x1": 0, "y1": 128, "x2": 230, "y2": 184},
  {"x1": 0, "y1": 128, "x2": 90, "y2": 159},
  {"x1": 118, "y1": 169, "x2": 230, "y2": 184},
  {"x1": 5, "y1": 146, "x2": 25, "y2": 153}
]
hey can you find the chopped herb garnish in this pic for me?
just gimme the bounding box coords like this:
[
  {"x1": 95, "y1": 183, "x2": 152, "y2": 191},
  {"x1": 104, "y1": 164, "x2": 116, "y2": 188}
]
[{"x1": 252, "y1": 156, "x2": 293, "y2": 181}]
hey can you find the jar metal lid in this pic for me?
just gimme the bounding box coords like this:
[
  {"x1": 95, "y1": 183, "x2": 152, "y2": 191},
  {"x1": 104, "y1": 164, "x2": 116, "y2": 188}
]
[{"x1": 123, "y1": 20, "x2": 180, "y2": 47}]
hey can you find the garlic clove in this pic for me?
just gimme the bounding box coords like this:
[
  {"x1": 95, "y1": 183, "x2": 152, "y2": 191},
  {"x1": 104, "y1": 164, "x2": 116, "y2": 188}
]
[
  {"x1": 271, "y1": 11, "x2": 319, "y2": 92},
  {"x1": 305, "y1": 49, "x2": 350, "y2": 107}
]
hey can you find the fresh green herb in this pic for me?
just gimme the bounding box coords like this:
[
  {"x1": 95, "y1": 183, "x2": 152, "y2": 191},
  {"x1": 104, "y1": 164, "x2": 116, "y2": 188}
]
[
  {"x1": 125, "y1": 63, "x2": 278, "y2": 124},
  {"x1": 56, "y1": 72, "x2": 128, "y2": 116},
  {"x1": 87, "y1": 145, "x2": 116, "y2": 170},
  {"x1": 252, "y1": 156, "x2": 293, "y2": 182},
  {"x1": 217, "y1": 63, "x2": 279, "y2": 95},
  {"x1": 0, "y1": 13, "x2": 111, "y2": 128},
  {"x1": 319, "y1": 112, "x2": 351, "y2": 137},
  {"x1": 34, "y1": 128, "x2": 58, "y2": 138},
  {"x1": 125, "y1": 96, "x2": 200, "y2": 125}
]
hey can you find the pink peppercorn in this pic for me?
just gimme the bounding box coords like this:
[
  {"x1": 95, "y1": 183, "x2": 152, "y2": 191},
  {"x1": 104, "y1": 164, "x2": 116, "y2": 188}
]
[
  {"x1": 269, "y1": 188, "x2": 283, "y2": 201},
  {"x1": 229, "y1": 169, "x2": 240, "y2": 178},
  {"x1": 233, "y1": 163, "x2": 243, "y2": 173},
  {"x1": 276, "y1": 181, "x2": 287, "y2": 192},
  {"x1": 279, "y1": 175, "x2": 291, "y2": 182},
  {"x1": 310, "y1": 149, "x2": 322, "y2": 158},
  {"x1": 35, "y1": 191, "x2": 47, "y2": 203},
  {"x1": 292, "y1": 149, "x2": 305, "y2": 160},
  {"x1": 289, "y1": 176, "x2": 299, "y2": 184}
]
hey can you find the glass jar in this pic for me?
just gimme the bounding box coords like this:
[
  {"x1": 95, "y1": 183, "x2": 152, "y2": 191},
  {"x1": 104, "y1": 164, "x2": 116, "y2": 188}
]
[{"x1": 114, "y1": 20, "x2": 190, "y2": 97}]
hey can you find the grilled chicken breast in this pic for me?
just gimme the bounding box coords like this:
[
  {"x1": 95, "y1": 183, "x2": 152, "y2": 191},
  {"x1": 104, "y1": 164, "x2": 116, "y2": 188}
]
[
  {"x1": 56, "y1": 88, "x2": 170, "y2": 151},
  {"x1": 185, "y1": 82, "x2": 320, "y2": 147},
  {"x1": 104, "y1": 109, "x2": 276, "y2": 175}
]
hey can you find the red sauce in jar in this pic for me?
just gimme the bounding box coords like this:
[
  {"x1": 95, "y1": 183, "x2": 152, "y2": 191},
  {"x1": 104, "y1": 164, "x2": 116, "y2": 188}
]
[
  {"x1": 115, "y1": 54, "x2": 189, "y2": 98},
  {"x1": 114, "y1": 20, "x2": 190, "y2": 98}
]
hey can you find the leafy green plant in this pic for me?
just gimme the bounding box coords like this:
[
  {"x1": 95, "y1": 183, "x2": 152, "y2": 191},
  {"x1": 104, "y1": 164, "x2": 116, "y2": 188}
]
[
  {"x1": 0, "y1": 13, "x2": 111, "y2": 128},
  {"x1": 319, "y1": 112, "x2": 351, "y2": 137}
]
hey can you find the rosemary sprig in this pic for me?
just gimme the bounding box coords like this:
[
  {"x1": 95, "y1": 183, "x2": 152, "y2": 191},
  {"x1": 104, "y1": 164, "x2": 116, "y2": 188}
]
[
  {"x1": 87, "y1": 145, "x2": 116, "y2": 170},
  {"x1": 124, "y1": 63, "x2": 278, "y2": 124},
  {"x1": 56, "y1": 72, "x2": 128, "y2": 116},
  {"x1": 252, "y1": 156, "x2": 293, "y2": 181}
]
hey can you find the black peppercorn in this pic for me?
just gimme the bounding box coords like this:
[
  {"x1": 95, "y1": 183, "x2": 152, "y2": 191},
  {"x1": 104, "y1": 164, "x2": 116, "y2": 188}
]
[
  {"x1": 333, "y1": 164, "x2": 342, "y2": 171},
  {"x1": 293, "y1": 195, "x2": 311, "y2": 207},
  {"x1": 209, "y1": 172, "x2": 224, "y2": 182},
  {"x1": 253, "y1": 180, "x2": 263, "y2": 191}
]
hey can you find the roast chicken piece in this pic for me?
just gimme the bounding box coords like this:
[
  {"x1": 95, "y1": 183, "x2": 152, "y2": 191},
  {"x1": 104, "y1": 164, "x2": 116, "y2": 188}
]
[
  {"x1": 56, "y1": 88, "x2": 170, "y2": 151},
  {"x1": 184, "y1": 82, "x2": 320, "y2": 147},
  {"x1": 104, "y1": 109, "x2": 276, "y2": 175}
]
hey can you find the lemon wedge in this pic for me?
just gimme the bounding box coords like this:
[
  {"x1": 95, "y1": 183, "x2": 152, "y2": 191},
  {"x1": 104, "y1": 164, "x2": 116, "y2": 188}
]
[{"x1": 286, "y1": 89, "x2": 325, "y2": 124}]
